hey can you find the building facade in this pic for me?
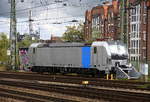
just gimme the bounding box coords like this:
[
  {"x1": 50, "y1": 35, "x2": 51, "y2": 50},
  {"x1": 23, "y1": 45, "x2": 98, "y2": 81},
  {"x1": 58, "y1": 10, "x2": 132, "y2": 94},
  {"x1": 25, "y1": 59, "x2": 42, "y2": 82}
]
[
  {"x1": 84, "y1": 0, "x2": 150, "y2": 64},
  {"x1": 128, "y1": 0, "x2": 150, "y2": 64},
  {"x1": 84, "y1": 0, "x2": 120, "y2": 41}
]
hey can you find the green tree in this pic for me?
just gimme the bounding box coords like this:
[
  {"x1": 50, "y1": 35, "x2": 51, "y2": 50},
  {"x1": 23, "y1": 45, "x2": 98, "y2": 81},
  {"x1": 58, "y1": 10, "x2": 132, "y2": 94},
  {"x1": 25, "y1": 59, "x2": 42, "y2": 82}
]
[
  {"x1": 18, "y1": 33, "x2": 38, "y2": 48},
  {"x1": 0, "y1": 33, "x2": 9, "y2": 65},
  {"x1": 92, "y1": 27, "x2": 101, "y2": 40},
  {"x1": 62, "y1": 23, "x2": 84, "y2": 42}
]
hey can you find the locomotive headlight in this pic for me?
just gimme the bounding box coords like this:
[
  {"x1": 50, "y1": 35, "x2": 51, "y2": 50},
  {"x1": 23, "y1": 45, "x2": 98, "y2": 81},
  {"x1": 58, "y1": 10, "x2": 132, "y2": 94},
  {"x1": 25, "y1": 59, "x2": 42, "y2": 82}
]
[
  {"x1": 82, "y1": 81, "x2": 89, "y2": 85},
  {"x1": 129, "y1": 63, "x2": 132, "y2": 67}
]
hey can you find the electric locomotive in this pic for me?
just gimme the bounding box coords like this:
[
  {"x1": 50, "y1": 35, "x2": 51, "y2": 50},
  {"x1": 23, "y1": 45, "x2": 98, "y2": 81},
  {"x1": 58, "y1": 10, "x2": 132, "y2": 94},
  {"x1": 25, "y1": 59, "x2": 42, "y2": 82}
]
[{"x1": 28, "y1": 41, "x2": 140, "y2": 79}]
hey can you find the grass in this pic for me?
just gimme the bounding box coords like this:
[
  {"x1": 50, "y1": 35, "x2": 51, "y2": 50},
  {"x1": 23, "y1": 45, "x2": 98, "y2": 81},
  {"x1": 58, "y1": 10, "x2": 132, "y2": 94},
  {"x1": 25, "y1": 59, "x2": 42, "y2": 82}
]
[
  {"x1": 117, "y1": 78, "x2": 128, "y2": 81},
  {"x1": 148, "y1": 76, "x2": 150, "y2": 82},
  {"x1": 0, "y1": 65, "x2": 7, "y2": 71},
  {"x1": 0, "y1": 97, "x2": 24, "y2": 102},
  {"x1": 130, "y1": 61, "x2": 140, "y2": 71},
  {"x1": 138, "y1": 84, "x2": 150, "y2": 89}
]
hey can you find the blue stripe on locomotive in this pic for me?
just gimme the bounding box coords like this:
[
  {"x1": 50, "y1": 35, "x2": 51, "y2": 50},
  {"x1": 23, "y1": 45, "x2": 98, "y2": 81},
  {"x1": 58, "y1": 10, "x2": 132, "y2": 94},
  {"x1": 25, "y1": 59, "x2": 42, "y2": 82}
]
[{"x1": 82, "y1": 47, "x2": 91, "y2": 68}]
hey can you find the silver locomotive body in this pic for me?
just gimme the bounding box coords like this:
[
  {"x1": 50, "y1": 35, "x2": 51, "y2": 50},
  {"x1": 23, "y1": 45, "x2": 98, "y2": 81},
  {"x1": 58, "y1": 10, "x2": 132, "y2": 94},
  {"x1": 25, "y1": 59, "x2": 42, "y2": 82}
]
[
  {"x1": 28, "y1": 43, "x2": 85, "y2": 68},
  {"x1": 28, "y1": 41, "x2": 140, "y2": 79},
  {"x1": 91, "y1": 41, "x2": 140, "y2": 79},
  {"x1": 91, "y1": 41, "x2": 128, "y2": 71}
]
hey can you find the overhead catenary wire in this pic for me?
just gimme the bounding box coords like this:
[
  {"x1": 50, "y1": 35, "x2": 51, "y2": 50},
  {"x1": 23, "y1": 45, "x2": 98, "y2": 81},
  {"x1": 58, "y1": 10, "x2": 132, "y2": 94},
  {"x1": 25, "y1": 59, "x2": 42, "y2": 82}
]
[
  {"x1": 0, "y1": 0, "x2": 100, "y2": 34},
  {"x1": 0, "y1": 0, "x2": 99, "y2": 30},
  {"x1": 0, "y1": 1, "x2": 99, "y2": 16},
  {"x1": 0, "y1": 14, "x2": 83, "y2": 26},
  {"x1": 0, "y1": 16, "x2": 83, "y2": 29},
  {"x1": 16, "y1": 14, "x2": 83, "y2": 23},
  {"x1": 0, "y1": 0, "x2": 92, "y2": 23},
  {"x1": 0, "y1": 2, "x2": 57, "y2": 16}
]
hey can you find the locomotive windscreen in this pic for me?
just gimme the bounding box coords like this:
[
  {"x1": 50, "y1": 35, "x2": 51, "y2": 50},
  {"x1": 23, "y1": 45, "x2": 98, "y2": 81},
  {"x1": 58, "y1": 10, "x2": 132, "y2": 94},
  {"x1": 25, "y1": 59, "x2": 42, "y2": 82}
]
[
  {"x1": 108, "y1": 41, "x2": 128, "y2": 56},
  {"x1": 111, "y1": 54, "x2": 128, "y2": 60}
]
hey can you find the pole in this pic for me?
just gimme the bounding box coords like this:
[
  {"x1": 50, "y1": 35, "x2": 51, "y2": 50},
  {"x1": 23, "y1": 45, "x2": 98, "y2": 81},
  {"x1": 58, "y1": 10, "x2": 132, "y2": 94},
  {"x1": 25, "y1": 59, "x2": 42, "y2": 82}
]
[
  {"x1": 126, "y1": 0, "x2": 129, "y2": 47},
  {"x1": 146, "y1": 6, "x2": 149, "y2": 63},
  {"x1": 29, "y1": 10, "x2": 33, "y2": 35},
  {"x1": 10, "y1": 0, "x2": 18, "y2": 70},
  {"x1": 120, "y1": 0, "x2": 125, "y2": 41}
]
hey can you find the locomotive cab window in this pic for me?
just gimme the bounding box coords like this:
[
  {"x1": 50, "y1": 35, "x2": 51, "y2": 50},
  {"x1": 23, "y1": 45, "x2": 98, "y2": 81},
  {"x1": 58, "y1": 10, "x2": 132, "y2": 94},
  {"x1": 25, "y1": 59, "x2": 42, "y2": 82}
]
[
  {"x1": 94, "y1": 47, "x2": 97, "y2": 54},
  {"x1": 33, "y1": 48, "x2": 36, "y2": 54}
]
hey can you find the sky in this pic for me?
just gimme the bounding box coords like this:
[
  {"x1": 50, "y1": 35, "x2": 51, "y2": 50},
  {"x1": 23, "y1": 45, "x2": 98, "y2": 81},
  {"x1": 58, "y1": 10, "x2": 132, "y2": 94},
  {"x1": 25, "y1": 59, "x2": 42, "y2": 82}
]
[{"x1": 0, "y1": 0, "x2": 109, "y2": 40}]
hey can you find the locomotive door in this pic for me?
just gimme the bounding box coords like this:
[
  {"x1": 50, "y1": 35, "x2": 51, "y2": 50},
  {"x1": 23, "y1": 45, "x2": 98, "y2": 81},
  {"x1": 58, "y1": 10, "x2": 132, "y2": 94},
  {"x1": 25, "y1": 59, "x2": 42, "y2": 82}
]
[
  {"x1": 92, "y1": 46, "x2": 106, "y2": 70},
  {"x1": 32, "y1": 48, "x2": 36, "y2": 66},
  {"x1": 92, "y1": 47, "x2": 98, "y2": 67}
]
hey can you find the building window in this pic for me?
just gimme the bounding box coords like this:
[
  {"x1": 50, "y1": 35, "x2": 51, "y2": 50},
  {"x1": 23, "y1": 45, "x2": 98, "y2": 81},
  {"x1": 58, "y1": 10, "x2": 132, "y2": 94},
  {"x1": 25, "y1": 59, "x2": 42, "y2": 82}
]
[
  {"x1": 131, "y1": 32, "x2": 135, "y2": 38},
  {"x1": 143, "y1": 49, "x2": 146, "y2": 59},
  {"x1": 131, "y1": 9, "x2": 136, "y2": 15},
  {"x1": 131, "y1": 16, "x2": 136, "y2": 22},
  {"x1": 143, "y1": 14, "x2": 146, "y2": 24},
  {"x1": 143, "y1": 31, "x2": 146, "y2": 41},
  {"x1": 111, "y1": 12, "x2": 114, "y2": 18},
  {"x1": 144, "y1": 2, "x2": 147, "y2": 14},
  {"x1": 99, "y1": 16, "x2": 102, "y2": 33},
  {"x1": 129, "y1": 4, "x2": 141, "y2": 61},
  {"x1": 136, "y1": 40, "x2": 139, "y2": 47},
  {"x1": 131, "y1": 40, "x2": 135, "y2": 48},
  {"x1": 101, "y1": 26, "x2": 103, "y2": 33},
  {"x1": 131, "y1": 57, "x2": 136, "y2": 61},
  {"x1": 131, "y1": 24, "x2": 136, "y2": 32}
]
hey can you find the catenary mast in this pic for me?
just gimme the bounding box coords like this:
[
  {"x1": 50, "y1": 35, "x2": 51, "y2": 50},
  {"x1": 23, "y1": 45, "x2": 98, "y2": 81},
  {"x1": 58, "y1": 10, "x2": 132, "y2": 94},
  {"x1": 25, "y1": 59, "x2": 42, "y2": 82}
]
[{"x1": 10, "y1": 0, "x2": 18, "y2": 70}]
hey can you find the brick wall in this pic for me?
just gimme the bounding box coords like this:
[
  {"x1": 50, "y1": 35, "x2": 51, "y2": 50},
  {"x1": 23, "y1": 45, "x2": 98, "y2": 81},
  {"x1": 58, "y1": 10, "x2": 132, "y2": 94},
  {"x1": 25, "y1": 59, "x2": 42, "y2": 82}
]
[
  {"x1": 128, "y1": 0, "x2": 150, "y2": 63},
  {"x1": 84, "y1": 0, "x2": 120, "y2": 41},
  {"x1": 147, "y1": 6, "x2": 150, "y2": 64}
]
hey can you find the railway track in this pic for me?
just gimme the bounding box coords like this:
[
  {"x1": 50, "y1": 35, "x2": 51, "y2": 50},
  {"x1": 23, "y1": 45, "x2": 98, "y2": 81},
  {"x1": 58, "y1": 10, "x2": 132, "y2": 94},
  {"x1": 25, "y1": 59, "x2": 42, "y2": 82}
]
[
  {"x1": 0, "y1": 88, "x2": 76, "y2": 102},
  {"x1": 0, "y1": 71, "x2": 149, "y2": 91},
  {"x1": 0, "y1": 79, "x2": 149, "y2": 102}
]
